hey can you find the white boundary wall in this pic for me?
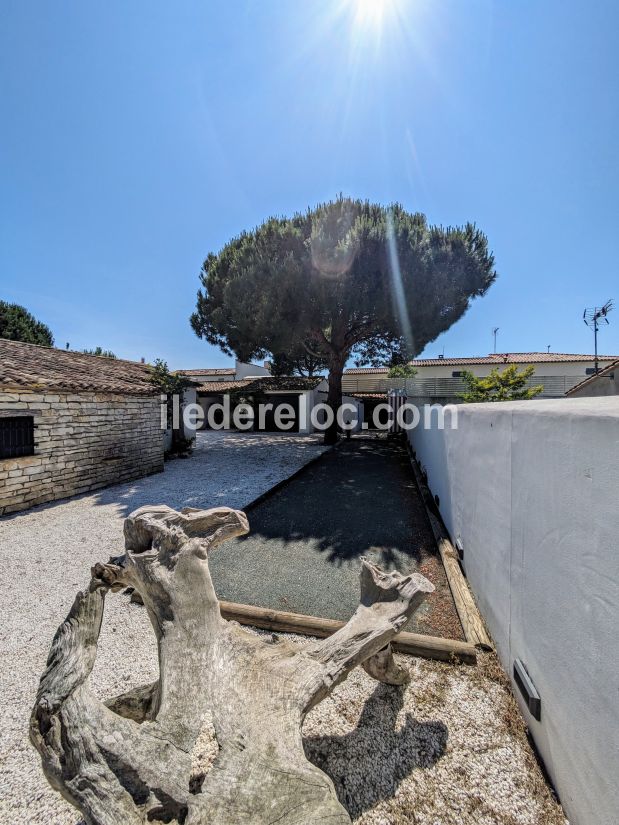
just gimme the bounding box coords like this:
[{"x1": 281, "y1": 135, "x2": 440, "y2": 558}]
[{"x1": 408, "y1": 397, "x2": 619, "y2": 825}]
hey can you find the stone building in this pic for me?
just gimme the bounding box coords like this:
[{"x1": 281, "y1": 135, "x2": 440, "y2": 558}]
[{"x1": 0, "y1": 339, "x2": 164, "y2": 515}]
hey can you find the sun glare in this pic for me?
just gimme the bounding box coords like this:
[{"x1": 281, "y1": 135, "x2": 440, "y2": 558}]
[{"x1": 354, "y1": 0, "x2": 393, "y2": 27}]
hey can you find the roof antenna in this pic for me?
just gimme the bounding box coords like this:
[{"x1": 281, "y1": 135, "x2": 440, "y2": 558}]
[
  {"x1": 492, "y1": 327, "x2": 499, "y2": 354},
  {"x1": 583, "y1": 299, "x2": 613, "y2": 374}
]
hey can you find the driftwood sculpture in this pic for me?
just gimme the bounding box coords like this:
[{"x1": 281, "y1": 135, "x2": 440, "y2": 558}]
[{"x1": 30, "y1": 504, "x2": 434, "y2": 825}]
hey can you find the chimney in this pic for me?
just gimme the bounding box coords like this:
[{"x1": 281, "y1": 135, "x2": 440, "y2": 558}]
[
  {"x1": 141, "y1": 357, "x2": 145, "y2": 364},
  {"x1": 264, "y1": 360, "x2": 272, "y2": 372}
]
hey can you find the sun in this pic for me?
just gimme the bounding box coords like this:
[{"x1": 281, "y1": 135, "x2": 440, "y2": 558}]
[{"x1": 353, "y1": 0, "x2": 393, "y2": 27}]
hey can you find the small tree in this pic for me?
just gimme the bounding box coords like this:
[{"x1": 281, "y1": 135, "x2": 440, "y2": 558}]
[
  {"x1": 83, "y1": 346, "x2": 117, "y2": 358},
  {"x1": 149, "y1": 359, "x2": 194, "y2": 456},
  {"x1": 459, "y1": 365, "x2": 543, "y2": 402},
  {"x1": 387, "y1": 363, "x2": 418, "y2": 378},
  {"x1": 0, "y1": 300, "x2": 54, "y2": 346}
]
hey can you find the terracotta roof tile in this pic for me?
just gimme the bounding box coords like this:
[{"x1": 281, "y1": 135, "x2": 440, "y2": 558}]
[
  {"x1": 176, "y1": 367, "x2": 236, "y2": 376},
  {"x1": 0, "y1": 339, "x2": 158, "y2": 396},
  {"x1": 195, "y1": 380, "x2": 252, "y2": 392},
  {"x1": 196, "y1": 376, "x2": 324, "y2": 393},
  {"x1": 345, "y1": 353, "x2": 619, "y2": 373},
  {"x1": 347, "y1": 392, "x2": 387, "y2": 399}
]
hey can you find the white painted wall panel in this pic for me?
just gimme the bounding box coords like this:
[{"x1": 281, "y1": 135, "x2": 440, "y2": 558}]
[{"x1": 408, "y1": 397, "x2": 619, "y2": 825}]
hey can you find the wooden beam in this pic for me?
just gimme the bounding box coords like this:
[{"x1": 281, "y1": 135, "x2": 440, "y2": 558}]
[
  {"x1": 427, "y1": 513, "x2": 493, "y2": 651},
  {"x1": 407, "y1": 453, "x2": 494, "y2": 651},
  {"x1": 219, "y1": 600, "x2": 477, "y2": 664}
]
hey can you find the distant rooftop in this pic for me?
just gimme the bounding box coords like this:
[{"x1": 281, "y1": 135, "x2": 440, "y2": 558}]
[
  {"x1": 176, "y1": 367, "x2": 236, "y2": 376},
  {"x1": 345, "y1": 352, "x2": 619, "y2": 373},
  {"x1": 196, "y1": 376, "x2": 324, "y2": 393}
]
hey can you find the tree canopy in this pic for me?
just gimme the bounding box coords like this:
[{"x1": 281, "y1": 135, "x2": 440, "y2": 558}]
[
  {"x1": 387, "y1": 363, "x2": 418, "y2": 378},
  {"x1": 191, "y1": 197, "x2": 497, "y2": 441},
  {"x1": 269, "y1": 344, "x2": 328, "y2": 377},
  {"x1": 0, "y1": 300, "x2": 54, "y2": 346},
  {"x1": 459, "y1": 365, "x2": 544, "y2": 402}
]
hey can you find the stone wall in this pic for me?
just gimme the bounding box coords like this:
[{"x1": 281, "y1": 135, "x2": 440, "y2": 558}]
[{"x1": 0, "y1": 390, "x2": 164, "y2": 515}]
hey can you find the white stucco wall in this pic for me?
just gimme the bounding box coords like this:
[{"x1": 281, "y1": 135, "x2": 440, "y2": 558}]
[
  {"x1": 407, "y1": 397, "x2": 619, "y2": 825},
  {"x1": 164, "y1": 387, "x2": 199, "y2": 447},
  {"x1": 234, "y1": 360, "x2": 271, "y2": 380},
  {"x1": 341, "y1": 394, "x2": 363, "y2": 432}
]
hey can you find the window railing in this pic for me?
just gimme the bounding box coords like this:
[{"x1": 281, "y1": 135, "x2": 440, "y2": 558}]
[
  {"x1": 0, "y1": 415, "x2": 35, "y2": 460},
  {"x1": 342, "y1": 374, "x2": 584, "y2": 399}
]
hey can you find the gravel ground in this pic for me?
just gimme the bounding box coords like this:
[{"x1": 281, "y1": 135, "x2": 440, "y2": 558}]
[
  {"x1": 301, "y1": 644, "x2": 567, "y2": 825},
  {"x1": 0, "y1": 431, "x2": 566, "y2": 824},
  {"x1": 0, "y1": 431, "x2": 328, "y2": 825}
]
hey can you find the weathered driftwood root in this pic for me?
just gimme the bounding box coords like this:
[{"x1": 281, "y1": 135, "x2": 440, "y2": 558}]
[{"x1": 31, "y1": 504, "x2": 434, "y2": 825}]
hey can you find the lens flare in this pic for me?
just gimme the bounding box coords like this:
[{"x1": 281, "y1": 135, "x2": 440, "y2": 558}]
[
  {"x1": 354, "y1": 0, "x2": 393, "y2": 27},
  {"x1": 386, "y1": 210, "x2": 414, "y2": 354}
]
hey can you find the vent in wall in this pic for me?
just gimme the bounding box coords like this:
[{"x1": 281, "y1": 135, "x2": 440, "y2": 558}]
[{"x1": 514, "y1": 659, "x2": 541, "y2": 721}]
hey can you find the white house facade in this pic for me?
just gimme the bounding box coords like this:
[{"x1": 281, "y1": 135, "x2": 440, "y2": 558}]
[{"x1": 343, "y1": 352, "x2": 619, "y2": 401}]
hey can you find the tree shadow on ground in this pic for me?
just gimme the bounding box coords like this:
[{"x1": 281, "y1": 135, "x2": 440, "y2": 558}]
[
  {"x1": 232, "y1": 438, "x2": 437, "y2": 567},
  {"x1": 303, "y1": 682, "x2": 448, "y2": 818}
]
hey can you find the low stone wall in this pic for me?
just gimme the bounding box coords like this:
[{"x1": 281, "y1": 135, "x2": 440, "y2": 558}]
[{"x1": 0, "y1": 390, "x2": 164, "y2": 515}]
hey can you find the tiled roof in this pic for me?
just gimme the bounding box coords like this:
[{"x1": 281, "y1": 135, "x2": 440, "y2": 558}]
[
  {"x1": 347, "y1": 392, "x2": 387, "y2": 399},
  {"x1": 197, "y1": 376, "x2": 324, "y2": 393},
  {"x1": 176, "y1": 367, "x2": 236, "y2": 376},
  {"x1": 196, "y1": 380, "x2": 252, "y2": 392},
  {"x1": 565, "y1": 358, "x2": 619, "y2": 395},
  {"x1": 345, "y1": 353, "x2": 619, "y2": 373},
  {"x1": 344, "y1": 368, "x2": 391, "y2": 375},
  {"x1": 0, "y1": 339, "x2": 158, "y2": 396}
]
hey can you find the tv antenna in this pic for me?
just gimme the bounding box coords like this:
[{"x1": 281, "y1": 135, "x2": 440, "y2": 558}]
[
  {"x1": 492, "y1": 327, "x2": 499, "y2": 354},
  {"x1": 583, "y1": 299, "x2": 613, "y2": 373}
]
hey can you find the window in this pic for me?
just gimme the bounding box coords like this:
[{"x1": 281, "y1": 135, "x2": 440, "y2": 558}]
[
  {"x1": 585, "y1": 368, "x2": 596, "y2": 375},
  {"x1": 0, "y1": 415, "x2": 35, "y2": 460},
  {"x1": 452, "y1": 371, "x2": 463, "y2": 378}
]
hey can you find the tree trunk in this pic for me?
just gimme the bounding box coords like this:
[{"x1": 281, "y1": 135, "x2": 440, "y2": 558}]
[
  {"x1": 324, "y1": 354, "x2": 345, "y2": 445},
  {"x1": 30, "y1": 504, "x2": 433, "y2": 825}
]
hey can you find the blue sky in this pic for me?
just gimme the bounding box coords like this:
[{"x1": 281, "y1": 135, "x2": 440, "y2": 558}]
[{"x1": 1, "y1": 0, "x2": 618, "y2": 368}]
